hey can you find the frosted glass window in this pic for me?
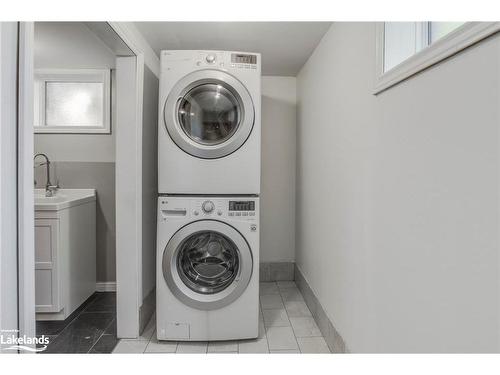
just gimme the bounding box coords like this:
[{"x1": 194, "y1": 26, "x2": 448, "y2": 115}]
[
  {"x1": 45, "y1": 82, "x2": 104, "y2": 127},
  {"x1": 430, "y1": 22, "x2": 465, "y2": 43},
  {"x1": 34, "y1": 69, "x2": 110, "y2": 134}
]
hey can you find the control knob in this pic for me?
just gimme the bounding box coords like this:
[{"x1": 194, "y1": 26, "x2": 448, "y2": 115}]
[
  {"x1": 202, "y1": 200, "x2": 215, "y2": 213},
  {"x1": 206, "y1": 54, "x2": 216, "y2": 64}
]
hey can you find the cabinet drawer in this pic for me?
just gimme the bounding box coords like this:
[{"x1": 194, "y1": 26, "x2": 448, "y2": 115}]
[{"x1": 35, "y1": 218, "x2": 61, "y2": 313}]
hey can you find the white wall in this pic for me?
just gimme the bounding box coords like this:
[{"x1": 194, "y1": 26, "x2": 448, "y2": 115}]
[
  {"x1": 261, "y1": 76, "x2": 297, "y2": 263},
  {"x1": 296, "y1": 22, "x2": 499, "y2": 352},
  {"x1": 34, "y1": 22, "x2": 116, "y2": 162}
]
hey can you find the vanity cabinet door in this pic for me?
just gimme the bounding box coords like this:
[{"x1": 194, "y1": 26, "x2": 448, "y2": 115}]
[{"x1": 35, "y1": 218, "x2": 61, "y2": 312}]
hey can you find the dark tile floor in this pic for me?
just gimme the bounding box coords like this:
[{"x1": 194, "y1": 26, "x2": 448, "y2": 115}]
[{"x1": 36, "y1": 292, "x2": 117, "y2": 354}]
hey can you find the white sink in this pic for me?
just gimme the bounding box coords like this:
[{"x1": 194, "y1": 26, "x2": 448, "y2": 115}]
[{"x1": 34, "y1": 189, "x2": 96, "y2": 211}]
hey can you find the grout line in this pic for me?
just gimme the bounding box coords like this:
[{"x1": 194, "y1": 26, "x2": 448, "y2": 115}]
[
  {"x1": 88, "y1": 330, "x2": 106, "y2": 353},
  {"x1": 42, "y1": 293, "x2": 114, "y2": 353},
  {"x1": 87, "y1": 315, "x2": 116, "y2": 353},
  {"x1": 123, "y1": 282, "x2": 323, "y2": 354},
  {"x1": 41, "y1": 292, "x2": 99, "y2": 339},
  {"x1": 279, "y1": 285, "x2": 301, "y2": 353},
  {"x1": 44, "y1": 307, "x2": 85, "y2": 343},
  {"x1": 257, "y1": 303, "x2": 269, "y2": 354}
]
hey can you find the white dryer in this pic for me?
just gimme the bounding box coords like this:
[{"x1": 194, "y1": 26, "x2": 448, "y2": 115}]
[
  {"x1": 158, "y1": 50, "x2": 261, "y2": 195},
  {"x1": 156, "y1": 196, "x2": 259, "y2": 341}
]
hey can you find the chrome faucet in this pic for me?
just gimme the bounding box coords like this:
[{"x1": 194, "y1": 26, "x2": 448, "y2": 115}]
[{"x1": 34, "y1": 153, "x2": 59, "y2": 197}]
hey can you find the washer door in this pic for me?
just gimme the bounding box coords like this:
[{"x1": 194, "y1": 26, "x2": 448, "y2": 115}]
[
  {"x1": 164, "y1": 70, "x2": 255, "y2": 159},
  {"x1": 163, "y1": 220, "x2": 253, "y2": 310}
]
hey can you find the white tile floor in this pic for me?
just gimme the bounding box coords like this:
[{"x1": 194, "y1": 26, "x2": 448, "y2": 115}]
[{"x1": 113, "y1": 281, "x2": 331, "y2": 354}]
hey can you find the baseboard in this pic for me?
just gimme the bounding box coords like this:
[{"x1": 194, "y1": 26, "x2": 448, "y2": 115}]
[
  {"x1": 294, "y1": 264, "x2": 349, "y2": 353},
  {"x1": 96, "y1": 282, "x2": 117, "y2": 292},
  {"x1": 260, "y1": 262, "x2": 294, "y2": 282}
]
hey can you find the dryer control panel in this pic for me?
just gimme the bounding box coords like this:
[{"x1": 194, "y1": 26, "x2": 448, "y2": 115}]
[
  {"x1": 162, "y1": 50, "x2": 260, "y2": 71},
  {"x1": 195, "y1": 51, "x2": 259, "y2": 70}
]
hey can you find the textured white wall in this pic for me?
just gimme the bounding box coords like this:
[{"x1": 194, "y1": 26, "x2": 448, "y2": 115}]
[
  {"x1": 296, "y1": 23, "x2": 499, "y2": 352},
  {"x1": 261, "y1": 76, "x2": 297, "y2": 262}
]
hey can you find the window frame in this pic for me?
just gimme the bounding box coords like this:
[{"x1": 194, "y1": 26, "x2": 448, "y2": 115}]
[
  {"x1": 34, "y1": 68, "x2": 111, "y2": 134},
  {"x1": 374, "y1": 22, "x2": 500, "y2": 94}
]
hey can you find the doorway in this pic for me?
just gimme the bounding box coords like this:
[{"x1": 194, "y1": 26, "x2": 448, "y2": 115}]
[{"x1": 13, "y1": 21, "x2": 157, "y2": 353}]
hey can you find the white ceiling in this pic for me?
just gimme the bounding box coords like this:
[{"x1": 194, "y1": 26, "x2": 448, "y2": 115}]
[{"x1": 134, "y1": 22, "x2": 331, "y2": 76}]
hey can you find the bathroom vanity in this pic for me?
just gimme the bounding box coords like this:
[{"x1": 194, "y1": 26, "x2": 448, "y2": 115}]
[{"x1": 35, "y1": 189, "x2": 96, "y2": 321}]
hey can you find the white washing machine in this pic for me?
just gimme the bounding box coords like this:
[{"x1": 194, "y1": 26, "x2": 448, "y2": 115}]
[
  {"x1": 156, "y1": 196, "x2": 259, "y2": 341},
  {"x1": 158, "y1": 50, "x2": 261, "y2": 195}
]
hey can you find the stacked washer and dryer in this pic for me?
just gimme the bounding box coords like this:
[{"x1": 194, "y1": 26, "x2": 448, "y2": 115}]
[{"x1": 156, "y1": 50, "x2": 261, "y2": 341}]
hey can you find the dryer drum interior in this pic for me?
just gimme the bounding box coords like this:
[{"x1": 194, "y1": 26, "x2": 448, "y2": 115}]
[
  {"x1": 177, "y1": 82, "x2": 242, "y2": 146},
  {"x1": 164, "y1": 69, "x2": 255, "y2": 159}
]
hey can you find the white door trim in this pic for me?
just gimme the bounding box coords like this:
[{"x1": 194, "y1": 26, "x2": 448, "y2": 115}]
[
  {"x1": 17, "y1": 21, "x2": 36, "y2": 345},
  {"x1": 109, "y1": 21, "x2": 158, "y2": 338},
  {"x1": 108, "y1": 22, "x2": 159, "y2": 78},
  {"x1": 1, "y1": 22, "x2": 21, "y2": 349},
  {"x1": 115, "y1": 55, "x2": 144, "y2": 338}
]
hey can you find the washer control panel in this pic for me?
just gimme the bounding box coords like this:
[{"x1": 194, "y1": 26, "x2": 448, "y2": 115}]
[
  {"x1": 227, "y1": 200, "x2": 256, "y2": 218},
  {"x1": 192, "y1": 199, "x2": 224, "y2": 217},
  {"x1": 205, "y1": 53, "x2": 216, "y2": 64},
  {"x1": 193, "y1": 199, "x2": 256, "y2": 220},
  {"x1": 201, "y1": 200, "x2": 215, "y2": 213},
  {"x1": 159, "y1": 197, "x2": 258, "y2": 222}
]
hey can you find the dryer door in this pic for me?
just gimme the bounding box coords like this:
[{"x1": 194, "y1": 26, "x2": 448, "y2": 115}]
[
  {"x1": 162, "y1": 220, "x2": 253, "y2": 310},
  {"x1": 163, "y1": 70, "x2": 255, "y2": 159}
]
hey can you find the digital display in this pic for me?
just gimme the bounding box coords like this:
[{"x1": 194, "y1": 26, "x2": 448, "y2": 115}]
[
  {"x1": 231, "y1": 54, "x2": 257, "y2": 64},
  {"x1": 229, "y1": 201, "x2": 255, "y2": 211}
]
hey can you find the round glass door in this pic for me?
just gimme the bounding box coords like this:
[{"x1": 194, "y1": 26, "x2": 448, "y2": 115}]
[
  {"x1": 164, "y1": 70, "x2": 255, "y2": 159},
  {"x1": 177, "y1": 230, "x2": 240, "y2": 294},
  {"x1": 163, "y1": 220, "x2": 253, "y2": 310},
  {"x1": 178, "y1": 83, "x2": 241, "y2": 146}
]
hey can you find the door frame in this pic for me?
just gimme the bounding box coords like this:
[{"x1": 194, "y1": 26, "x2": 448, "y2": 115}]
[
  {"x1": 1, "y1": 22, "x2": 23, "y2": 347},
  {"x1": 17, "y1": 21, "x2": 36, "y2": 344},
  {"x1": 16, "y1": 22, "x2": 160, "y2": 344},
  {"x1": 108, "y1": 22, "x2": 159, "y2": 338}
]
